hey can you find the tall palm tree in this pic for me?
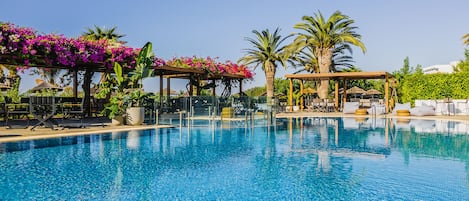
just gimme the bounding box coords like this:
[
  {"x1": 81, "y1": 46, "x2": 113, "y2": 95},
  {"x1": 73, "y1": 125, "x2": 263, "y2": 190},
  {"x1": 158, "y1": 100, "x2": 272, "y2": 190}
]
[
  {"x1": 290, "y1": 11, "x2": 366, "y2": 99},
  {"x1": 238, "y1": 28, "x2": 293, "y2": 103},
  {"x1": 463, "y1": 33, "x2": 469, "y2": 46},
  {"x1": 293, "y1": 44, "x2": 354, "y2": 74}
]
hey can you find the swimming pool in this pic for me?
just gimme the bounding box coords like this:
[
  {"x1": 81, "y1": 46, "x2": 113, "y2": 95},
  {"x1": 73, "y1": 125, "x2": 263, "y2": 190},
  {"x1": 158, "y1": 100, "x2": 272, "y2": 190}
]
[{"x1": 0, "y1": 117, "x2": 468, "y2": 200}]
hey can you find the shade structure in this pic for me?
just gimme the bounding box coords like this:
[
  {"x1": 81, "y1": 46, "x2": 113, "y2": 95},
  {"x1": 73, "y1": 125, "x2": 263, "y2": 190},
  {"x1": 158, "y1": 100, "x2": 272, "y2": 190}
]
[
  {"x1": 364, "y1": 89, "x2": 382, "y2": 95},
  {"x1": 30, "y1": 81, "x2": 62, "y2": 92},
  {"x1": 346, "y1": 86, "x2": 366, "y2": 94},
  {"x1": 303, "y1": 87, "x2": 317, "y2": 94}
]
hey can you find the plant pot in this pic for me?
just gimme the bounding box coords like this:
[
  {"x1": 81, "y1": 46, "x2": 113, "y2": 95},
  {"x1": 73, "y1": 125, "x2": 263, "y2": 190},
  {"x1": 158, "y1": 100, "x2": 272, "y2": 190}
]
[
  {"x1": 293, "y1": 106, "x2": 300, "y2": 111},
  {"x1": 126, "y1": 107, "x2": 144, "y2": 125},
  {"x1": 111, "y1": 115, "x2": 125, "y2": 126}
]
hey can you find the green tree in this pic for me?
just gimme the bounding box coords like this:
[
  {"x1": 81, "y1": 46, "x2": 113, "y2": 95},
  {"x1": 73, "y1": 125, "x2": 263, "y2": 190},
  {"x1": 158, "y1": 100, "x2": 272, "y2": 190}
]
[
  {"x1": 454, "y1": 49, "x2": 469, "y2": 72},
  {"x1": 238, "y1": 28, "x2": 294, "y2": 104},
  {"x1": 289, "y1": 11, "x2": 366, "y2": 99},
  {"x1": 393, "y1": 57, "x2": 417, "y2": 103}
]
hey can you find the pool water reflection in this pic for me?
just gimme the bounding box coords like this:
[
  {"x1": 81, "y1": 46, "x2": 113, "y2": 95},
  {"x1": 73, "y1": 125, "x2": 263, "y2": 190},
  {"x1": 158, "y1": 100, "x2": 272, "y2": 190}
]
[{"x1": 0, "y1": 117, "x2": 468, "y2": 200}]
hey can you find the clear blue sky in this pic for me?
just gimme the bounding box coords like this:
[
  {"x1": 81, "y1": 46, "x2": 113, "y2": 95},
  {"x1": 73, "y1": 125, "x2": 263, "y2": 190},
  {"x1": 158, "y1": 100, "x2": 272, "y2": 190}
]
[{"x1": 2, "y1": 0, "x2": 469, "y2": 93}]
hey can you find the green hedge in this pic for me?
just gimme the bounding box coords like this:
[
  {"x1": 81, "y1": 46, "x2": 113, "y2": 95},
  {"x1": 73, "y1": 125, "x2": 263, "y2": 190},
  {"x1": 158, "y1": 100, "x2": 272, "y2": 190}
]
[{"x1": 400, "y1": 71, "x2": 469, "y2": 104}]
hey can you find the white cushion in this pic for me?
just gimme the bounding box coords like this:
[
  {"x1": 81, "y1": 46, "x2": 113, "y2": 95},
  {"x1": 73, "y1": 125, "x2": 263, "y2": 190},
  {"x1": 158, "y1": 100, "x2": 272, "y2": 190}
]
[
  {"x1": 343, "y1": 102, "x2": 359, "y2": 114},
  {"x1": 367, "y1": 104, "x2": 386, "y2": 115},
  {"x1": 392, "y1": 103, "x2": 411, "y2": 115},
  {"x1": 410, "y1": 105, "x2": 435, "y2": 116}
]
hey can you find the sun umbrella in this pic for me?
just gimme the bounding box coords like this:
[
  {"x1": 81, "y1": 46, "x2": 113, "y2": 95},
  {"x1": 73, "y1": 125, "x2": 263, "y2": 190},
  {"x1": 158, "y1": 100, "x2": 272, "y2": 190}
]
[
  {"x1": 30, "y1": 81, "x2": 62, "y2": 92},
  {"x1": 364, "y1": 89, "x2": 382, "y2": 95},
  {"x1": 346, "y1": 86, "x2": 366, "y2": 94}
]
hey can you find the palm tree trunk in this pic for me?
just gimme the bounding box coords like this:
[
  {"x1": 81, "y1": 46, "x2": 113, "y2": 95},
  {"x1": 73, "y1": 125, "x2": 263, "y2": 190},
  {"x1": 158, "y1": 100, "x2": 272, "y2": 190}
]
[
  {"x1": 265, "y1": 62, "x2": 276, "y2": 105},
  {"x1": 317, "y1": 48, "x2": 333, "y2": 99}
]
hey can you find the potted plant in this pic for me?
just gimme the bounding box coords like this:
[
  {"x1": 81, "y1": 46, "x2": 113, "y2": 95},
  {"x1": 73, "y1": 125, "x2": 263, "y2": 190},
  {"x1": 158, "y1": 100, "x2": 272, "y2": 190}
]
[
  {"x1": 96, "y1": 62, "x2": 127, "y2": 125},
  {"x1": 97, "y1": 42, "x2": 154, "y2": 125},
  {"x1": 124, "y1": 41, "x2": 154, "y2": 125}
]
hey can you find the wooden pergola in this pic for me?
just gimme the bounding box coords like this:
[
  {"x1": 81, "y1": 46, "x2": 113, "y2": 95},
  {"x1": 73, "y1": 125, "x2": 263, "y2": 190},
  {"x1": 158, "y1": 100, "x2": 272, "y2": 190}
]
[
  {"x1": 285, "y1": 71, "x2": 395, "y2": 113},
  {"x1": 153, "y1": 65, "x2": 246, "y2": 108}
]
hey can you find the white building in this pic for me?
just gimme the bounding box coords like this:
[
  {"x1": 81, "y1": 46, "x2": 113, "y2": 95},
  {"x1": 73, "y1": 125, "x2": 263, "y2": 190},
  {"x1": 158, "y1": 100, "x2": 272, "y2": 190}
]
[{"x1": 422, "y1": 61, "x2": 459, "y2": 74}]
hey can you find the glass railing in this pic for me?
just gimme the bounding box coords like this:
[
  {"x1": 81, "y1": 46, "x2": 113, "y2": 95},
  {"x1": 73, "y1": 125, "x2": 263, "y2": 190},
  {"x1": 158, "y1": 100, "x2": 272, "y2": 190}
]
[{"x1": 146, "y1": 96, "x2": 282, "y2": 127}]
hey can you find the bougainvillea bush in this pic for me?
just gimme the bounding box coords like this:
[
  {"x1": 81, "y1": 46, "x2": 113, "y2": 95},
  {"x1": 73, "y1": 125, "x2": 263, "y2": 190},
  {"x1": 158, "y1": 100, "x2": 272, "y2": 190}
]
[{"x1": 0, "y1": 22, "x2": 253, "y2": 79}]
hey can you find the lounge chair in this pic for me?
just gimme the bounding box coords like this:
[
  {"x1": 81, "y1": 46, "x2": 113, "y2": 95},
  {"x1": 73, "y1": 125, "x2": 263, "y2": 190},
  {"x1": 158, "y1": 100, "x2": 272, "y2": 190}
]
[
  {"x1": 367, "y1": 102, "x2": 386, "y2": 115},
  {"x1": 342, "y1": 102, "x2": 359, "y2": 114},
  {"x1": 409, "y1": 105, "x2": 435, "y2": 116},
  {"x1": 392, "y1": 102, "x2": 411, "y2": 115}
]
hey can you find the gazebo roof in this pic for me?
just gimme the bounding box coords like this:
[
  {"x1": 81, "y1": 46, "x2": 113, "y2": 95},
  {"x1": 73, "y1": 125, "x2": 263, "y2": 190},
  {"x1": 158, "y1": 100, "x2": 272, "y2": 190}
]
[{"x1": 285, "y1": 71, "x2": 394, "y2": 80}]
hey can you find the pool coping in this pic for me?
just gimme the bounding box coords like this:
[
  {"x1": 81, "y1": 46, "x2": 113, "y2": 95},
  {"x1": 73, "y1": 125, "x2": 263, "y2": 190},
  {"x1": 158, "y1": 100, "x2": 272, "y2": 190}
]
[{"x1": 0, "y1": 124, "x2": 174, "y2": 143}]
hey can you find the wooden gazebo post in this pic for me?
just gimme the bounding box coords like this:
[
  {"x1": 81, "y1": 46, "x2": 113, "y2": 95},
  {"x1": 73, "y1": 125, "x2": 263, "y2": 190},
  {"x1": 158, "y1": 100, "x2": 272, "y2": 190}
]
[
  {"x1": 342, "y1": 79, "x2": 347, "y2": 105},
  {"x1": 289, "y1": 78, "x2": 293, "y2": 112},
  {"x1": 159, "y1": 75, "x2": 164, "y2": 109},
  {"x1": 385, "y1": 74, "x2": 389, "y2": 113},
  {"x1": 299, "y1": 80, "x2": 304, "y2": 111},
  {"x1": 166, "y1": 78, "x2": 171, "y2": 98},
  {"x1": 334, "y1": 80, "x2": 339, "y2": 112}
]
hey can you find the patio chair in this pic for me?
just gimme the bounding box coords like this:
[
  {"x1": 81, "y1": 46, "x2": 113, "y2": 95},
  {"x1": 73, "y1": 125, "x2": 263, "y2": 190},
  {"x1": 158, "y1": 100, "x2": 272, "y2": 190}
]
[
  {"x1": 61, "y1": 97, "x2": 86, "y2": 128},
  {"x1": 0, "y1": 100, "x2": 6, "y2": 126},
  {"x1": 5, "y1": 97, "x2": 30, "y2": 129},
  {"x1": 30, "y1": 96, "x2": 60, "y2": 130},
  {"x1": 311, "y1": 98, "x2": 322, "y2": 112}
]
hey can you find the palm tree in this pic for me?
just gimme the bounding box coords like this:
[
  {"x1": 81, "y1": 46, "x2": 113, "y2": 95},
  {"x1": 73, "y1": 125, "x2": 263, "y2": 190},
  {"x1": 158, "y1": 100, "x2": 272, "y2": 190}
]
[
  {"x1": 463, "y1": 33, "x2": 469, "y2": 46},
  {"x1": 290, "y1": 11, "x2": 366, "y2": 99},
  {"x1": 30, "y1": 68, "x2": 61, "y2": 85},
  {"x1": 238, "y1": 28, "x2": 293, "y2": 103},
  {"x1": 293, "y1": 44, "x2": 354, "y2": 74},
  {"x1": 83, "y1": 25, "x2": 126, "y2": 44}
]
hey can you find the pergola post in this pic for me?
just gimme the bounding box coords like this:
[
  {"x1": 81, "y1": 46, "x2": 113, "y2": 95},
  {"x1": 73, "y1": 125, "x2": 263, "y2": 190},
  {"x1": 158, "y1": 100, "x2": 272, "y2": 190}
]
[
  {"x1": 385, "y1": 75, "x2": 389, "y2": 113},
  {"x1": 166, "y1": 78, "x2": 171, "y2": 99},
  {"x1": 300, "y1": 80, "x2": 304, "y2": 111},
  {"x1": 189, "y1": 74, "x2": 193, "y2": 97},
  {"x1": 73, "y1": 69, "x2": 78, "y2": 98},
  {"x1": 334, "y1": 80, "x2": 339, "y2": 112},
  {"x1": 196, "y1": 77, "x2": 200, "y2": 96},
  {"x1": 239, "y1": 79, "x2": 242, "y2": 95},
  {"x1": 289, "y1": 78, "x2": 293, "y2": 112}
]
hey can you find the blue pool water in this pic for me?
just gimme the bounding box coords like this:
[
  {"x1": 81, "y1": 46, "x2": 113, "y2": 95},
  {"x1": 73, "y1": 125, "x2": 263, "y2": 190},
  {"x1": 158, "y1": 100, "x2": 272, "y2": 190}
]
[{"x1": 0, "y1": 117, "x2": 468, "y2": 200}]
